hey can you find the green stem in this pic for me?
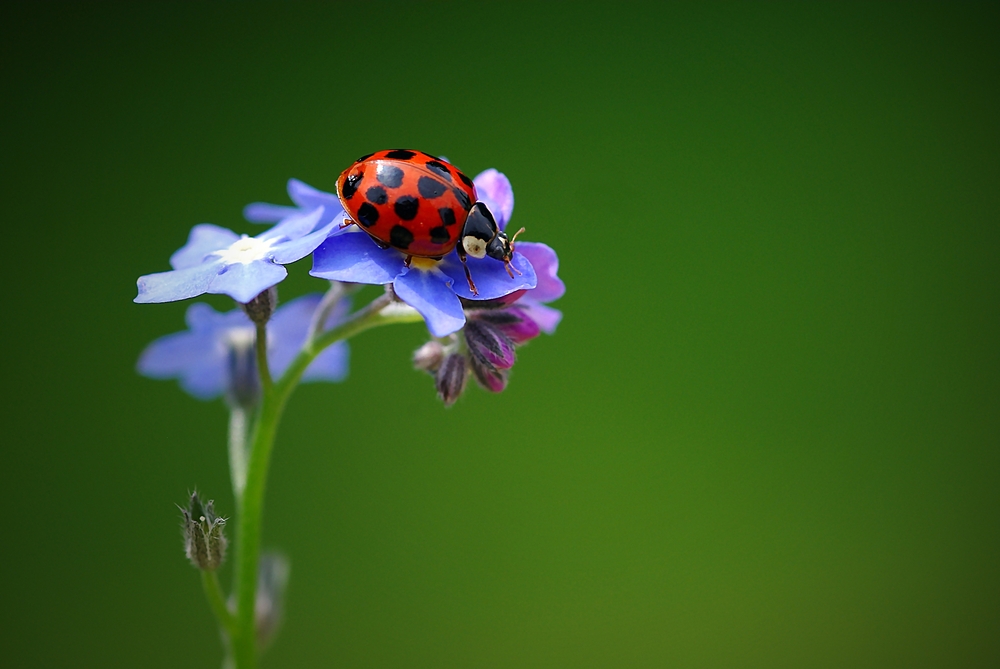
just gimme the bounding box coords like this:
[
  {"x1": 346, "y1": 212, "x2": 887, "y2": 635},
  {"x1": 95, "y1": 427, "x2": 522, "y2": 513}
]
[
  {"x1": 202, "y1": 570, "x2": 238, "y2": 639},
  {"x1": 229, "y1": 293, "x2": 421, "y2": 668}
]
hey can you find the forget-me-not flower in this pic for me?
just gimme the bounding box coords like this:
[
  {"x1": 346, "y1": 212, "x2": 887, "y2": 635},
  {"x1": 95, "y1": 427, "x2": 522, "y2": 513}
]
[
  {"x1": 309, "y1": 169, "x2": 536, "y2": 337},
  {"x1": 135, "y1": 207, "x2": 335, "y2": 305},
  {"x1": 138, "y1": 293, "x2": 350, "y2": 401}
]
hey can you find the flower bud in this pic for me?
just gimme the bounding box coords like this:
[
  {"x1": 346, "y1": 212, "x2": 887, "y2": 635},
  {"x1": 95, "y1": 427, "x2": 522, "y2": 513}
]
[
  {"x1": 473, "y1": 307, "x2": 541, "y2": 344},
  {"x1": 435, "y1": 353, "x2": 468, "y2": 407},
  {"x1": 180, "y1": 491, "x2": 227, "y2": 571},
  {"x1": 463, "y1": 320, "x2": 516, "y2": 370},
  {"x1": 255, "y1": 552, "x2": 290, "y2": 649},
  {"x1": 467, "y1": 352, "x2": 509, "y2": 393},
  {"x1": 412, "y1": 340, "x2": 445, "y2": 372},
  {"x1": 241, "y1": 286, "x2": 278, "y2": 325}
]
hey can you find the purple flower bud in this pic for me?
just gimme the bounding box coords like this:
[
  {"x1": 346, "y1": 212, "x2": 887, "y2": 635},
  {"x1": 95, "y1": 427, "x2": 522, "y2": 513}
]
[
  {"x1": 412, "y1": 340, "x2": 445, "y2": 372},
  {"x1": 180, "y1": 492, "x2": 227, "y2": 571},
  {"x1": 435, "y1": 353, "x2": 468, "y2": 407},
  {"x1": 470, "y1": 307, "x2": 541, "y2": 344},
  {"x1": 463, "y1": 320, "x2": 516, "y2": 370},
  {"x1": 467, "y1": 352, "x2": 509, "y2": 393}
]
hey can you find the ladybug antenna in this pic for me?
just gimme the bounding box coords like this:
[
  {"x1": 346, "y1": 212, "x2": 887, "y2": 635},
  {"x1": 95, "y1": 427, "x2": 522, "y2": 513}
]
[
  {"x1": 509, "y1": 227, "x2": 526, "y2": 248},
  {"x1": 502, "y1": 227, "x2": 526, "y2": 278}
]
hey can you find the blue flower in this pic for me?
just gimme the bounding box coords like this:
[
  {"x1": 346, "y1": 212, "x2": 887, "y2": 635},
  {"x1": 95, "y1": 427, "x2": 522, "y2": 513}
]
[
  {"x1": 309, "y1": 169, "x2": 537, "y2": 337},
  {"x1": 243, "y1": 178, "x2": 346, "y2": 230},
  {"x1": 137, "y1": 294, "x2": 349, "y2": 401},
  {"x1": 135, "y1": 207, "x2": 335, "y2": 305}
]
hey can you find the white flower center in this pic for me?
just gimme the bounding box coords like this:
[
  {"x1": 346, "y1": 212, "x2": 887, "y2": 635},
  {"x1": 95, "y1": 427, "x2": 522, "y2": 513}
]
[
  {"x1": 214, "y1": 235, "x2": 278, "y2": 265},
  {"x1": 225, "y1": 327, "x2": 257, "y2": 351}
]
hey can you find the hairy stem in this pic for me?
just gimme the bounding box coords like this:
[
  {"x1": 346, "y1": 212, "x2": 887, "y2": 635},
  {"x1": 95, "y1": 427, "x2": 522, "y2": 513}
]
[{"x1": 228, "y1": 292, "x2": 421, "y2": 668}]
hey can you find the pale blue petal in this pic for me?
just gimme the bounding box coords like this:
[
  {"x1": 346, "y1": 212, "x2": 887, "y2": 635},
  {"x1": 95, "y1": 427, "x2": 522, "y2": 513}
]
[
  {"x1": 135, "y1": 262, "x2": 223, "y2": 303},
  {"x1": 208, "y1": 261, "x2": 287, "y2": 303},
  {"x1": 244, "y1": 203, "x2": 300, "y2": 224},
  {"x1": 170, "y1": 224, "x2": 240, "y2": 270},
  {"x1": 514, "y1": 242, "x2": 564, "y2": 303},
  {"x1": 438, "y1": 250, "x2": 536, "y2": 301},
  {"x1": 260, "y1": 206, "x2": 324, "y2": 242},
  {"x1": 473, "y1": 169, "x2": 514, "y2": 230},
  {"x1": 288, "y1": 178, "x2": 341, "y2": 210},
  {"x1": 271, "y1": 221, "x2": 336, "y2": 264},
  {"x1": 303, "y1": 341, "x2": 349, "y2": 383},
  {"x1": 393, "y1": 268, "x2": 466, "y2": 337},
  {"x1": 310, "y1": 232, "x2": 403, "y2": 284}
]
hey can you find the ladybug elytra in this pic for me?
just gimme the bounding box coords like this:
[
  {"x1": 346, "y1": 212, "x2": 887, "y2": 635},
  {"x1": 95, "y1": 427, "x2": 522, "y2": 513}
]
[{"x1": 336, "y1": 149, "x2": 521, "y2": 295}]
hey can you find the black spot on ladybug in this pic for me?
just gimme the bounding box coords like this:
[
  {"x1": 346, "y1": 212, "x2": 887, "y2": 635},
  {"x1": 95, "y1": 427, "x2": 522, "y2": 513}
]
[
  {"x1": 394, "y1": 196, "x2": 420, "y2": 220},
  {"x1": 365, "y1": 185, "x2": 388, "y2": 205},
  {"x1": 453, "y1": 187, "x2": 472, "y2": 212},
  {"x1": 418, "y1": 176, "x2": 447, "y2": 199},
  {"x1": 385, "y1": 149, "x2": 416, "y2": 160},
  {"x1": 341, "y1": 173, "x2": 363, "y2": 199},
  {"x1": 457, "y1": 171, "x2": 474, "y2": 188},
  {"x1": 425, "y1": 160, "x2": 453, "y2": 182},
  {"x1": 377, "y1": 165, "x2": 404, "y2": 188},
  {"x1": 355, "y1": 152, "x2": 374, "y2": 163},
  {"x1": 438, "y1": 207, "x2": 456, "y2": 226},
  {"x1": 357, "y1": 203, "x2": 379, "y2": 227},
  {"x1": 390, "y1": 225, "x2": 414, "y2": 249},
  {"x1": 430, "y1": 226, "x2": 451, "y2": 244}
]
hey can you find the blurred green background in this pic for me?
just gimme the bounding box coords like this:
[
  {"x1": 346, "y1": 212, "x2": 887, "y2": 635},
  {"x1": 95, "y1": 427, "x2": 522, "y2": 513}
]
[{"x1": 2, "y1": 2, "x2": 998, "y2": 667}]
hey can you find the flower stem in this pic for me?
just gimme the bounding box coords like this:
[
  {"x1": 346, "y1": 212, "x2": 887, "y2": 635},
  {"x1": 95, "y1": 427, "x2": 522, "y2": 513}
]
[
  {"x1": 228, "y1": 292, "x2": 421, "y2": 668},
  {"x1": 202, "y1": 570, "x2": 238, "y2": 639}
]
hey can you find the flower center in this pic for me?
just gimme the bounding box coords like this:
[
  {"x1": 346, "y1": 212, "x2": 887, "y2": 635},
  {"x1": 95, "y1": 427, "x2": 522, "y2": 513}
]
[
  {"x1": 408, "y1": 257, "x2": 441, "y2": 271},
  {"x1": 215, "y1": 235, "x2": 277, "y2": 265}
]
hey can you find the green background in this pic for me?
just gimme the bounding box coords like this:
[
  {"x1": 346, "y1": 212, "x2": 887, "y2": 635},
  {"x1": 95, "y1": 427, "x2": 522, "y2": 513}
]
[{"x1": 2, "y1": 3, "x2": 998, "y2": 667}]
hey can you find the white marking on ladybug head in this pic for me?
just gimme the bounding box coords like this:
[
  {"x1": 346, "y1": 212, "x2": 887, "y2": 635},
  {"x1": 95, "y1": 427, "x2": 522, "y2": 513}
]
[{"x1": 463, "y1": 236, "x2": 487, "y2": 259}]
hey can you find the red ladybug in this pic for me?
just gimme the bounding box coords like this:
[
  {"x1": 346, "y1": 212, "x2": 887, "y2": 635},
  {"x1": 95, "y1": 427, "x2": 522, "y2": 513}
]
[{"x1": 336, "y1": 149, "x2": 520, "y2": 295}]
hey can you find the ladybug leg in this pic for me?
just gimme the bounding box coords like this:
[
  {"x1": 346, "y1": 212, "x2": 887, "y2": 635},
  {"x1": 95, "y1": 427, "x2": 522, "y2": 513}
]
[
  {"x1": 339, "y1": 218, "x2": 356, "y2": 230},
  {"x1": 456, "y1": 246, "x2": 479, "y2": 296},
  {"x1": 404, "y1": 255, "x2": 413, "y2": 269},
  {"x1": 503, "y1": 260, "x2": 523, "y2": 279}
]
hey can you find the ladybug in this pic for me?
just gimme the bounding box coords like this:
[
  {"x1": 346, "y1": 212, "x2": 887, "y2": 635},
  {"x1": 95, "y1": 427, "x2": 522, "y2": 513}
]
[{"x1": 336, "y1": 149, "x2": 521, "y2": 295}]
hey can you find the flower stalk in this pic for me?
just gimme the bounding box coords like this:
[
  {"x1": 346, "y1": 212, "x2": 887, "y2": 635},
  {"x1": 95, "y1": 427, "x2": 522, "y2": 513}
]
[{"x1": 226, "y1": 292, "x2": 422, "y2": 669}]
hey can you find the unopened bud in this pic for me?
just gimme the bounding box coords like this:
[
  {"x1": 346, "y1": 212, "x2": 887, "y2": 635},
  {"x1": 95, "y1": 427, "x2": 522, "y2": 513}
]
[
  {"x1": 472, "y1": 307, "x2": 540, "y2": 344},
  {"x1": 467, "y1": 352, "x2": 509, "y2": 393},
  {"x1": 464, "y1": 320, "x2": 516, "y2": 370},
  {"x1": 435, "y1": 353, "x2": 468, "y2": 407},
  {"x1": 255, "y1": 552, "x2": 290, "y2": 649},
  {"x1": 412, "y1": 340, "x2": 446, "y2": 372},
  {"x1": 180, "y1": 491, "x2": 227, "y2": 571},
  {"x1": 241, "y1": 286, "x2": 278, "y2": 325}
]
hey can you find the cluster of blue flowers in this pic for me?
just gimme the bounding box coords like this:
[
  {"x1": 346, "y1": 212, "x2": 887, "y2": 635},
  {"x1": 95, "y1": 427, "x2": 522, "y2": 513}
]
[{"x1": 137, "y1": 164, "x2": 564, "y2": 405}]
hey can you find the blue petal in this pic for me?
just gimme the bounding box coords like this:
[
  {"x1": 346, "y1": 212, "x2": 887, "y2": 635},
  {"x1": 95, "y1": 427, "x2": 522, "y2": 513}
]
[
  {"x1": 170, "y1": 224, "x2": 240, "y2": 270},
  {"x1": 260, "y1": 206, "x2": 324, "y2": 242},
  {"x1": 288, "y1": 178, "x2": 341, "y2": 210},
  {"x1": 303, "y1": 341, "x2": 349, "y2": 383},
  {"x1": 438, "y1": 250, "x2": 536, "y2": 301},
  {"x1": 310, "y1": 232, "x2": 404, "y2": 284},
  {"x1": 267, "y1": 293, "x2": 351, "y2": 382},
  {"x1": 393, "y1": 267, "x2": 466, "y2": 337},
  {"x1": 271, "y1": 220, "x2": 336, "y2": 264},
  {"x1": 244, "y1": 203, "x2": 300, "y2": 224},
  {"x1": 135, "y1": 262, "x2": 223, "y2": 303},
  {"x1": 473, "y1": 169, "x2": 514, "y2": 230},
  {"x1": 208, "y1": 261, "x2": 288, "y2": 303}
]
